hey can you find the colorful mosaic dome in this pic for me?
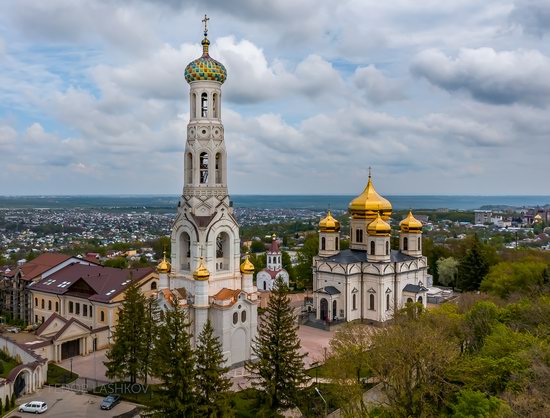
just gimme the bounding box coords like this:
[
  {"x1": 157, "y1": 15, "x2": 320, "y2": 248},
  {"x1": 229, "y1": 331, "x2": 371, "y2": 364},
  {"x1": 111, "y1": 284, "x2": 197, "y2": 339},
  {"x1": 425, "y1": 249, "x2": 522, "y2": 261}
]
[{"x1": 184, "y1": 37, "x2": 227, "y2": 84}]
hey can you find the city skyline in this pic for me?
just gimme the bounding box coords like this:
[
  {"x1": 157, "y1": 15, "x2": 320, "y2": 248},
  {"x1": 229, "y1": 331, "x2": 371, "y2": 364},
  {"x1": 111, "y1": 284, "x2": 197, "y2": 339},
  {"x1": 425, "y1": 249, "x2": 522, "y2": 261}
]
[{"x1": 1, "y1": 1, "x2": 550, "y2": 196}]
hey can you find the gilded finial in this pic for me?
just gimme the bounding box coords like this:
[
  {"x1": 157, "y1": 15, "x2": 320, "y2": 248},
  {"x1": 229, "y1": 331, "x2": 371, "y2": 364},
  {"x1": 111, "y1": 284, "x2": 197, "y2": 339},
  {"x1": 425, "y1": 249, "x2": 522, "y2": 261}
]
[
  {"x1": 202, "y1": 14, "x2": 210, "y2": 36},
  {"x1": 193, "y1": 256, "x2": 210, "y2": 280}
]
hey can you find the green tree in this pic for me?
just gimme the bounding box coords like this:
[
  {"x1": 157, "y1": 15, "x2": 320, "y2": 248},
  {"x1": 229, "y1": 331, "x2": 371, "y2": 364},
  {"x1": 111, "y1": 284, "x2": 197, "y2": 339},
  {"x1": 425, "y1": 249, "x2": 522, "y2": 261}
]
[
  {"x1": 149, "y1": 299, "x2": 196, "y2": 417},
  {"x1": 457, "y1": 235, "x2": 490, "y2": 291},
  {"x1": 281, "y1": 251, "x2": 295, "y2": 286},
  {"x1": 294, "y1": 234, "x2": 318, "y2": 289},
  {"x1": 151, "y1": 236, "x2": 171, "y2": 260},
  {"x1": 142, "y1": 296, "x2": 160, "y2": 385},
  {"x1": 104, "y1": 281, "x2": 147, "y2": 383},
  {"x1": 195, "y1": 320, "x2": 233, "y2": 417},
  {"x1": 246, "y1": 276, "x2": 307, "y2": 409},
  {"x1": 462, "y1": 301, "x2": 499, "y2": 353},
  {"x1": 450, "y1": 389, "x2": 511, "y2": 418},
  {"x1": 481, "y1": 261, "x2": 549, "y2": 298},
  {"x1": 250, "y1": 240, "x2": 266, "y2": 253},
  {"x1": 104, "y1": 257, "x2": 128, "y2": 269},
  {"x1": 437, "y1": 257, "x2": 460, "y2": 287}
]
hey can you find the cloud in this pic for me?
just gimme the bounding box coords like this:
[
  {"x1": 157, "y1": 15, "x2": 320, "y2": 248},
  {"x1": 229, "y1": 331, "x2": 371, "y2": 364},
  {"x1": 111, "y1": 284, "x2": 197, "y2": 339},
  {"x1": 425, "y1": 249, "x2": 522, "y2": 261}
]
[
  {"x1": 411, "y1": 47, "x2": 550, "y2": 106},
  {"x1": 353, "y1": 65, "x2": 405, "y2": 104},
  {"x1": 510, "y1": 0, "x2": 550, "y2": 37}
]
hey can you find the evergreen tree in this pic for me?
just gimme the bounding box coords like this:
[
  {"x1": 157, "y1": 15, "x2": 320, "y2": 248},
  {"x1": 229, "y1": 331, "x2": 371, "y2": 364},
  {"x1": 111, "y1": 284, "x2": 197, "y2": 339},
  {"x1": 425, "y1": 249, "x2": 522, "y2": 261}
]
[
  {"x1": 457, "y1": 235, "x2": 490, "y2": 291},
  {"x1": 142, "y1": 295, "x2": 161, "y2": 385},
  {"x1": 148, "y1": 298, "x2": 196, "y2": 417},
  {"x1": 246, "y1": 276, "x2": 307, "y2": 409},
  {"x1": 195, "y1": 319, "x2": 233, "y2": 417},
  {"x1": 104, "y1": 280, "x2": 147, "y2": 383}
]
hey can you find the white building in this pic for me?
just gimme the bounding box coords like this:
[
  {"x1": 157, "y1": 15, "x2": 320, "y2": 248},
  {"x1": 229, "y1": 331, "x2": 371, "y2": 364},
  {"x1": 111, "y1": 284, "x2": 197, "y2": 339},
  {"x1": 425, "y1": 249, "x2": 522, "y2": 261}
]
[
  {"x1": 313, "y1": 175, "x2": 428, "y2": 324},
  {"x1": 257, "y1": 236, "x2": 289, "y2": 292},
  {"x1": 161, "y1": 21, "x2": 259, "y2": 367}
]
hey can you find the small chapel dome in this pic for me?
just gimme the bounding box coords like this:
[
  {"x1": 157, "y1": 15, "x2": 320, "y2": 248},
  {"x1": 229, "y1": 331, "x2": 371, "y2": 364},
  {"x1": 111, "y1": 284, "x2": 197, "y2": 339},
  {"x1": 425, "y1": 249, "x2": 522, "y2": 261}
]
[
  {"x1": 240, "y1": 254, "x2": 255, "y2": 274},
  {"x1": 367, "y1": 213, "x2": 392, "y2": 236},
  {"x1": 193, "y1": 257, "x2": 210, "y2": 281},
  {"x1": 400, "y1": 210, "x2": 423, "y2": 233},
  {"x1": 319, "y1": 210, "x2": 340, "y2": 233},
  {"x1": 156, "y1": 252, "x2": 171, "y2": 273},
  {"x1": 349, "y1": 173, "x2": 392, "y2": 220},
  {"x1": 184, "y1": 27, "x2": 227, "y2": 84}
]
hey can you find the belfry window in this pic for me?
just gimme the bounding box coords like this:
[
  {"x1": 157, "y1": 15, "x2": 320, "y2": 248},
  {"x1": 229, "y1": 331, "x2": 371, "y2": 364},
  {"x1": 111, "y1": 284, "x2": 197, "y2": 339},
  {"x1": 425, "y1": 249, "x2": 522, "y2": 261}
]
[
  {"x1": 201, "y1": 92, "x2": 208, "y2": 118},
  {"x1": 216, "y1": 232, "x2": 230, "y2": 271},
  {"x1": 200, "y1": 152, "x2": 209, "y2": 184},
  {"x1": 186, "y1": 152, "x2": 193, "y2": 185},
  {"x1": 403, "y1": 237, "x2": 408, "y2": 251},
  {"x1": 370, "y1": 240, "x2": 375, "y2": 255},
  {"x1": 215, "y1": 153, "x2": 222, "y2": 184},
  {"x1": 213, "y1": 93, "x2": 218, "y2": 118},
  {"x1": 192, "y1": 93, "x2": 197, "y2": 118}
]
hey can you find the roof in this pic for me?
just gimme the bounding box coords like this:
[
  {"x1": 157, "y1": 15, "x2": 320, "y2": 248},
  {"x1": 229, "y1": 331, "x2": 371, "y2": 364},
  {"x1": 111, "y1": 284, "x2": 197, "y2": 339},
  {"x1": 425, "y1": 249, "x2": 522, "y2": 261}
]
[
  {"x1": 321, "y1": 249, "x2": 417, "y2": 264},
  {"x1": 315, "y1": 286, "x2": 341, "y2": 296},
  {"x1": 402, "y1": 284, "x2": 429, "y2": 293},
  {"x1": 30, "y1": 263, "x2": 154, "y2": 303},
  {"x1": 268, "y1": 238, "x2": 280, "y2": 253},
  {"x1": 212, "y1": 288, "x2": 241, "y2": 302},
  {"x1": 260, "y1": 268, "x2": 286, "y2": 279},
  {"x1": 18, "y1": 253, "x2": 72, "y2": 281}
]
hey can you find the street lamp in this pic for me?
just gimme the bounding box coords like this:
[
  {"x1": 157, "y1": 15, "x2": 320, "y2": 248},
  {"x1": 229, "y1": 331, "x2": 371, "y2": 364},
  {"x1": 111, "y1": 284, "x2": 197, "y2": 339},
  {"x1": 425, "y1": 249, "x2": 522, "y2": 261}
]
[{"x1": 315, "y1": 387, "x2": 328, "y2": 417}]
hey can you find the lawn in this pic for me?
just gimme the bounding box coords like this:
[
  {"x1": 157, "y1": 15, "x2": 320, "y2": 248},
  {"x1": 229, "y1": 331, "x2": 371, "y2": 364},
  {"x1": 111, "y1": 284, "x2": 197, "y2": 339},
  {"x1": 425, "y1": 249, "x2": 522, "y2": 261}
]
[
  {"x1": 0, "y1": 358, "x2": 20, "y2": 378},
  {"x1": 306, "y1": 363, "x2": 371, "y2": 380},
  {"x1": 46, "y1": 363, "x2": 79, "y2": 385}
]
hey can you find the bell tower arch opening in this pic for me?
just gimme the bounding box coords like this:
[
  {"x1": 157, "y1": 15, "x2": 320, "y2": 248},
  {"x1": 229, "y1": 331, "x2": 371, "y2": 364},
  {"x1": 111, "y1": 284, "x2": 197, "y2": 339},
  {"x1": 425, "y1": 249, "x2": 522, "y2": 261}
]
[
  {"x1": 199, "y1": 152, "x2": 209, "y2": 184},
  {"x1": 216, "y1": 231, "x2": 231, "y2": 271}
]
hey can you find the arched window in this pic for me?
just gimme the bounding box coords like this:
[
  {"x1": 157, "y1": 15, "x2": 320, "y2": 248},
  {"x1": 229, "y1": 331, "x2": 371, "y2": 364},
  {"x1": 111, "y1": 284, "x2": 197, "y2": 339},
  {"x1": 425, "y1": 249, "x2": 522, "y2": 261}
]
[
  {"x1": 407, "y1": 297, "x2": 413, "y2": 304},
  {"x1": 241, "y1": 310, "x2": 246, "y2": 322},
  {"x1": 403, "y1": 237, "x2": 408, "y2": 251},
  {"x1": 386, "y1": 294, "x2": 390, "y2": 311},
  {"x1": 34, "y1": 297, "x2": 38, "y2": 307},
  {"x1": 352, "y1": 293, "x2": 357, "y2": 310},
  {"x1": 233, "y1": 312, "x2": 238, "y2": 325},
  {"x1": 216, "y1": 232, "x2": 230, "y2": 271},
  {"x1": 335, "y1": 237, "x2": 339, "y2": 250},
  {"x1": 48, "y1": 300, "x2": 52, "y2": 310},
  {"x1": 180, "y1": 231, "x2": 191, "y2": 271},
  {"x1": 215, "y1": 153, "x2": 222, "y2": 184},
  {"x1": 369, "y1": 294, "x2": 375, "y2": 310},
  {"x1": 186, "y1": 152, "x2": 193, "y2": 185},
  {"x1": 418, "y1": 296, "x2": 423, "y2": 305},
  {"x1": 100, "y1": 311, "x2": 105, "y2": 322},
  {"x1": 151, "y1": 281, "x2": 157, "y2": 290},
  {"x1": 263, "y1": 281, "x2": 267, "y2": 291},
  {"x1": 370, "y1": 240, "x2": 375, "y2": 255},
  {"x1": 386, "y1": 241, "x2": 389, "y2": 255},
  {"x1": 201, "y1": 92, "x2": 208, "y2": 118},
  {"x1": 191, "y1": 92, "x2": 197, "y2": 118},
  {"x1": 321, "y1": 237, "x2": 326, "y2": 251},
  {"x1": 55, "y1": 302, "x2": 59, "y2": 312},
  {"x1": 41, "y1": 299, "x2": 44, "y2": 309},
  {"x1": 268, "y1": 256, "x2": 271, "y2": 264},
  {"x1": 332, "y1": 300, "x2": 337, "y2": 320},
  {"x1": 199, "y1": 152, "x2": 209, "y2": 184},
  {"x1": 213, "y1": 93, "x2": 218, "y2": 118}
]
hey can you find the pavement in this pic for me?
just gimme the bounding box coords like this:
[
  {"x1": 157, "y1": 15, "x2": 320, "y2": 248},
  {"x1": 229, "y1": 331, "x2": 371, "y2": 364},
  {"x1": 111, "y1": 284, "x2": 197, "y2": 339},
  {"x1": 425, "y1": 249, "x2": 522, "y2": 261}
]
[
  {"x1": 6, "y1": 386, "x2": 140, "y2": 418},
  {"x1": 60, "y1": 349, "x2": 110, "y2": 384}
]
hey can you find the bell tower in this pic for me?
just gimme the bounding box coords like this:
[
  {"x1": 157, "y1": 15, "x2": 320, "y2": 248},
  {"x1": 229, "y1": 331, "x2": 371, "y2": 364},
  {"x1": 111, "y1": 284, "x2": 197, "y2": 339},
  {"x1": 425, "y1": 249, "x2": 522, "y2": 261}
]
[{"x1": 171, "y1": 17, "x2": 241, "y2": 294}]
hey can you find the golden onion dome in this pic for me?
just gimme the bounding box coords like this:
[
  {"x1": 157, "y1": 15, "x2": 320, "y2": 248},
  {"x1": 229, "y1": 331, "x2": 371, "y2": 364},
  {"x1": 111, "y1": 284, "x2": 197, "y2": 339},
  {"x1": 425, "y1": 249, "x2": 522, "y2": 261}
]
[
  {"x1": 399, "y1": 210, "x2": 423, "y2": 233},
  {"x1": 367, "y1": 213, "x2": 392, "y2": 236},
  {"x1": 156, "y1": 252, "x2": 171, "y2": 273},
  {"x1": 319, "y1": 210, "x2": 340, "y2": 233},
  {"x1": 240, "y1": 254, "x2": 255, "y2": 274},
  {"x1": 193, "y1": 257, "x2": 210, "y2": 281},
  {"x1": 349, "y1": 174, "x2": 392, "y2": 220},
  {"x1": 534, "y1": 214, "x2": 543, "y2": 223}
]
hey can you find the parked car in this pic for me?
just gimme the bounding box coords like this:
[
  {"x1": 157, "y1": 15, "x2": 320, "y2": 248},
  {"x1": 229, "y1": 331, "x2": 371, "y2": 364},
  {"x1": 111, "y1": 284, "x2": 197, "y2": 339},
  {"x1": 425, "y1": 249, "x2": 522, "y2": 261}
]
[
  {"x1": 6, "y1": 326, "x2": 20, "y2": 333},
  {"x1": 100, "y1": 394, "x2": 121, "y2": 410},
  {"x1": 18, "y1": 401, "x2": 48, "y2": 414}
]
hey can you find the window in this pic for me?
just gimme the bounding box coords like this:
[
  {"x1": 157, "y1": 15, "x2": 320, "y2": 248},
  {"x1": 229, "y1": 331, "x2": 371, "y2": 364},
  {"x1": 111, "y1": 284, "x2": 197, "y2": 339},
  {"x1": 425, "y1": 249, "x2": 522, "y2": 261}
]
[
  {"x1": 418, "y1": 237, "x2": 421, "y2": 249},
  {"x1": 241, "y1": 310, "x2": 246, "y2": 322},
  {"x1": 41, "y1": 316, "x2": 44, "y2": 323},
  {"x1": 418, "y1": 296, "x2": 423, "y2": 305},
  {"x1": 352, "y1": 293, "x2": 357, "y2": 310},
  {"x1": 100, "y1": 311, "x2": 105, "y2": 322},
  {"x1": 191, "y1": 92, "x2": 197, "y2": 118},
  {"x1": 321, "y1": 237, "x2": 326, "y2": 251},
  {"x1": 35, "y1": 298, "x2": 38, "y2": 307},
  {"x1": 403, "y1": 237, "x2": 408, "y2": 251},
  {"x1": 407, "y1": 297, "x2": 413, "y2": 304},
  {"x1": 89, "y1": 306, "x2": 92, "y2": 317},
  {"x1": 151, "y1": 281, "x2": 157, "y2": 290},
  {"x1": 48, "y1": 300, "x2": 52, "y2": 310},
  {"x1": 69, "y1": 301, "x2": 73, "y2": 313},
  {"x1": 55, "y1": 302, "x2": 59, "y2": 312},
  {"x1": 370, "y1": 241, "x2": 375, "y2": 255},
  {"x1": 199, "y1": 152, "x2": 209, "y2": 184},
  {"x1": 75, "y1": 303, "x2": 80, "y2": 315},
  {"x1": 233, "y1": 312, "x2": 238, "y2": 325},
  {"x1": 263, "y1": 281, "x2": 267, "y2": 291},
  {"x1": 356, "y1": 229, "x2": 363, "y2": 243},
  {"x1": 83, "y1": 304, "x2": 88, "y2": 317},
  {"x1": 186, "y1": 152, "x2": 193, "y2": 185},
  {"x1": 369, "y1": 294, "x2": 375, "y2": 310},
  {"x1": 35, "y1": 315, "x2": 38, "y2": 323},
  {"x1": 386, "y1": 241, "x2": 389, "y2": 256},
  {"x1": 213, "y1": 93, "x2": 218, "y2": 118},
  {"x1": 201, "y1": 92, "x2": 208, "y2": 117},
  {"x1": 41, "y1": 299, "x2": 44, "y2": 309},
  {"x1": 386, "y1": 294, "x2": 390, "y2": 311},
  {"x1": 215, "y1": 152, "x2": 222, "y2": 183},
  {"x1": 335, "y1": 237, "x2": 339, "y2": 250}
]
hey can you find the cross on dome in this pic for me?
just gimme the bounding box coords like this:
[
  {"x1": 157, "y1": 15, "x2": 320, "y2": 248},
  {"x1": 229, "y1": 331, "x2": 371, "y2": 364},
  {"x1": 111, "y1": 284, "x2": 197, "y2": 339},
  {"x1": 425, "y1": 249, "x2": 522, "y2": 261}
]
[{"x1": 202, "y1": 14, "x2": 210, "y2": 36}]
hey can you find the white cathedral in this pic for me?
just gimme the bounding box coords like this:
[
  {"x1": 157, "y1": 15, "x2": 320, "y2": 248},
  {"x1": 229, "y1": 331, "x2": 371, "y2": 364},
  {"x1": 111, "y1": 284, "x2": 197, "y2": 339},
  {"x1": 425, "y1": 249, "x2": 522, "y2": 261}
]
[
  {"x1": 155, "y1": 19, "x2": 259, "y2": 367},
  {"x1": 313, "y1": 175, "x2": 429, "y2": 324}
]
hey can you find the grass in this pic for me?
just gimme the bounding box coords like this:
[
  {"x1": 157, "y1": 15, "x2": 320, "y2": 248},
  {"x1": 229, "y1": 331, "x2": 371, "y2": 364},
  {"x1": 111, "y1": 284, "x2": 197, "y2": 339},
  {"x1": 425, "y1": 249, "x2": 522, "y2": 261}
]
[
  {"x1": 232, "y1": 388, "x2": 284, "y2": 418},
  {"x1": 306, "y1": 363, "x2": 371, "y2": 379},
  {"x1": 46, "y1": 363, "x2": 78, "y2": 385},
  {"x1": 0, "y1": 358, "x2": 20, "y2": 378}
]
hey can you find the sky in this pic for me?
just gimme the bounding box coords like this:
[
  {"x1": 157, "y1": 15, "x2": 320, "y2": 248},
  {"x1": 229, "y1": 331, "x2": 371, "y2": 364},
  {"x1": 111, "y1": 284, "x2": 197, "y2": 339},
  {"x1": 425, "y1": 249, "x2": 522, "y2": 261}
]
[{"x1": 0, "y1": 0, "x2": 549, "y2": 196}]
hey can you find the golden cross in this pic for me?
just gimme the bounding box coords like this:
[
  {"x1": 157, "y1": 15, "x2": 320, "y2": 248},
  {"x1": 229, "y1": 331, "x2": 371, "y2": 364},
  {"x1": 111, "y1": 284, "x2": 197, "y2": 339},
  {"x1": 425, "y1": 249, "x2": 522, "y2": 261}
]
[
  {"x1": 202, "y1": 14, "x2": 210, "y2": 35},
  {"x1": 368, "y1": 166, "x2": 372, "y2": 178}
]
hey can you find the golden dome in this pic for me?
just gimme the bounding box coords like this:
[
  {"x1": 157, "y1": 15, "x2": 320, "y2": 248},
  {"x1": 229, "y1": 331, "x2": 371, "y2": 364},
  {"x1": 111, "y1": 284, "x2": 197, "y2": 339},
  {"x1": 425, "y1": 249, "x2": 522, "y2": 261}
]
[
  {"x1": 349, "y1": 175, "x2": 392, "y2": 219},
  {"x1": 400, "y1": 211, "x2": 423, "y2": 233},
  {"x1": 534, "y1": 214, "x2": 543, "y2": 223},
  {"x1": 193, "y1": 257, "x2": 210, "y2": 281},
  {"x1": 240, "y1": 254, "x2": 255, "y2": 274},
  {"x1": 319, "y1": 210, "x2": 340, "y2": 233},
  {"x1": 367, "y1": 213, "x2": 392, "y2": 236},
  {"x1": 156, "y1": 252, "x2": 171, "y2": 273}
]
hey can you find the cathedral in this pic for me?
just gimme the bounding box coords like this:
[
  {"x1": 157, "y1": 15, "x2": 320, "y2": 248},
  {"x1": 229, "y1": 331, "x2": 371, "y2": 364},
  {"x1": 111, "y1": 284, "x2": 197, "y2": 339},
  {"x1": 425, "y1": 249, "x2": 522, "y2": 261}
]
[
  {"x1": 158, "y1": 18, "x2": 259, "y2": 367},
  {"x1": 313, "y1": 174, "x2": 429, "y2": 324}
]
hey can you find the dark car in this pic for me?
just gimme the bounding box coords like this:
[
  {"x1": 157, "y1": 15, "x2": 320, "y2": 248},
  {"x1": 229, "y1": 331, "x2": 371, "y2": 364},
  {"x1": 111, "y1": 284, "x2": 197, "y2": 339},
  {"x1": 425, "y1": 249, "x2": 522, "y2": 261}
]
[{"x1": 100, "y1": 394, "x2": 121, "y2": 410}]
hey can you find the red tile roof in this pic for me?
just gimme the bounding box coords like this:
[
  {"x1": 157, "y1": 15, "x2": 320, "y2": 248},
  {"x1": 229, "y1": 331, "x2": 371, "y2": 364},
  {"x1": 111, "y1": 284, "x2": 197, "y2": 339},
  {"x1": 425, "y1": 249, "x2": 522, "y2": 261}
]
[
  {"x1": 268, "y1": 237, "x2": 280, "y2": 253},
  {"x1": 18, "y1": 253, "x2": 73, "y2": 281},
  {"x1": 212, "y1": 288, "x2": 241, "y2": 303}
]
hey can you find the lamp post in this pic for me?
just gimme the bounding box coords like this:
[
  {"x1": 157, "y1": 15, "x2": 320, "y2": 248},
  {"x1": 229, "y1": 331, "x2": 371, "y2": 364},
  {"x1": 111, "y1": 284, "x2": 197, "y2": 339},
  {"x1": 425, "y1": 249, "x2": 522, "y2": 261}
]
[{"x1": 315, "y1": 387, "x2": 328, "y2": 417}]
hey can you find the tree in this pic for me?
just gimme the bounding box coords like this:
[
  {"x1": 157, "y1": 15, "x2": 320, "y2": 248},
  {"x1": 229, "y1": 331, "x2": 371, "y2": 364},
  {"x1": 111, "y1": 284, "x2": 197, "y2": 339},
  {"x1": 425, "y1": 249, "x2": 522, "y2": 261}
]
[
  {"x1": 149, "y1": 299, "x2": 196, "y2": 417},
  {"x1": 480, "y1": 261, "x2": 548, "y2": 298},
  {"x1": 195, "y1": 320, "x2": 233, "y2": 417},
  {"x1": 246, "y1": 276, "x2": 307, "y2": 409},
  {"x1": 294, "y1": 234, "x2": 318, "y2": 289},
  {"x1": 142, "y1": 296, "x2": 160, "y2": 385},
  {"x1": 250, "y1": 240, "x2": 266, "y2": 253},
  {"x1": 151, "y1": 236, "x2": 171, "y2": 260},
  {"x1": 281, "y1": 251, "x2": 295, "y2": 286},
  {"x1": 104, "y1": 280, "x2": 147, "y2": 383},
  {"x1": 104, "y1": 257, "x2": 128, "y2": 269},
  {"x1": 450, "y1": 389, "x2": 511, "y2": 418},
  {"x1": 457, "y1": 235, "x2": 490, "y2": 291},
  {"x1": 437, "y1": 257, "x2": 459, "y2": 287}
]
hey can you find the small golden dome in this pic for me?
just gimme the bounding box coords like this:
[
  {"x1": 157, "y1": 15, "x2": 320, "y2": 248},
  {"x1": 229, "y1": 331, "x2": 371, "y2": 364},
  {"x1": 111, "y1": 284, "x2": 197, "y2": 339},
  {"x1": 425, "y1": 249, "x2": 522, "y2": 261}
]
[
  {"x1": 534, "y1": 214, "x2": 543, "y2": 223},
  {"x1": 319, "y1": 210, "x2": 340, "y2": 233},
  {"x1": 349, "y1": 175, "x2": 392, "y2": 220},
  {"x1": 240, "y1": 254, "x2": 255, "y2": 274},
  {"x1": 193, "y1": 257, "x2": 210, "y2": 281},
  {"x1": 400, "y1": 210, "x2": 423, "y2": 233},
  {"x1": 367, "y1": 213, "x2": 392, "y2": 236},
  {"x1": 157, "y1": 252, "x2": 171, "y2": 273}
]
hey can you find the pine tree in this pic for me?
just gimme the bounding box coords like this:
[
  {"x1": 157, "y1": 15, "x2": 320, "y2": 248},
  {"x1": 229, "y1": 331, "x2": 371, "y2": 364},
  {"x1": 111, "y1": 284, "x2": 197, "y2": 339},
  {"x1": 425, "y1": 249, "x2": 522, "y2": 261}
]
[
  {"x1": 246, "y1": 276, "x2": 307, "y2": 408},
  {"x1": 457, "y1": 235, "x2": 490, "y2": 291},
  {"x1": 148, "y1": 298, "x2": 196, "y2": 417},
  {"x1": 142, "y1": 295, "x2": 161, "y2": 385},
  {"x1": 195, "y1": 319, "x2": 233, "y2": 417},
  {"x1": 104, "y1": 280, "x2": 147, "y2": 383}
]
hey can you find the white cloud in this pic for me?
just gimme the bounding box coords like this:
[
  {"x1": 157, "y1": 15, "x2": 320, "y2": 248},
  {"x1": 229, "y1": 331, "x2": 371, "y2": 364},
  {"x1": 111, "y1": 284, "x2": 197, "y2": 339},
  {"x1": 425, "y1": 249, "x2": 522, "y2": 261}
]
[{"x1": 353, "y1": 65, "x2": 405, "y2": 104}]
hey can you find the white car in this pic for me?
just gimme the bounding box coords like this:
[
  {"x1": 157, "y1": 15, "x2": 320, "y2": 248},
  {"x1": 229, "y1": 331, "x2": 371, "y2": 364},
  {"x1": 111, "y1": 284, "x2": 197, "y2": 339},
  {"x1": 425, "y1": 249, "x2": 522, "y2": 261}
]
[{"x1": 19, "y1": 401, "x2": 48, "y2": 414}]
